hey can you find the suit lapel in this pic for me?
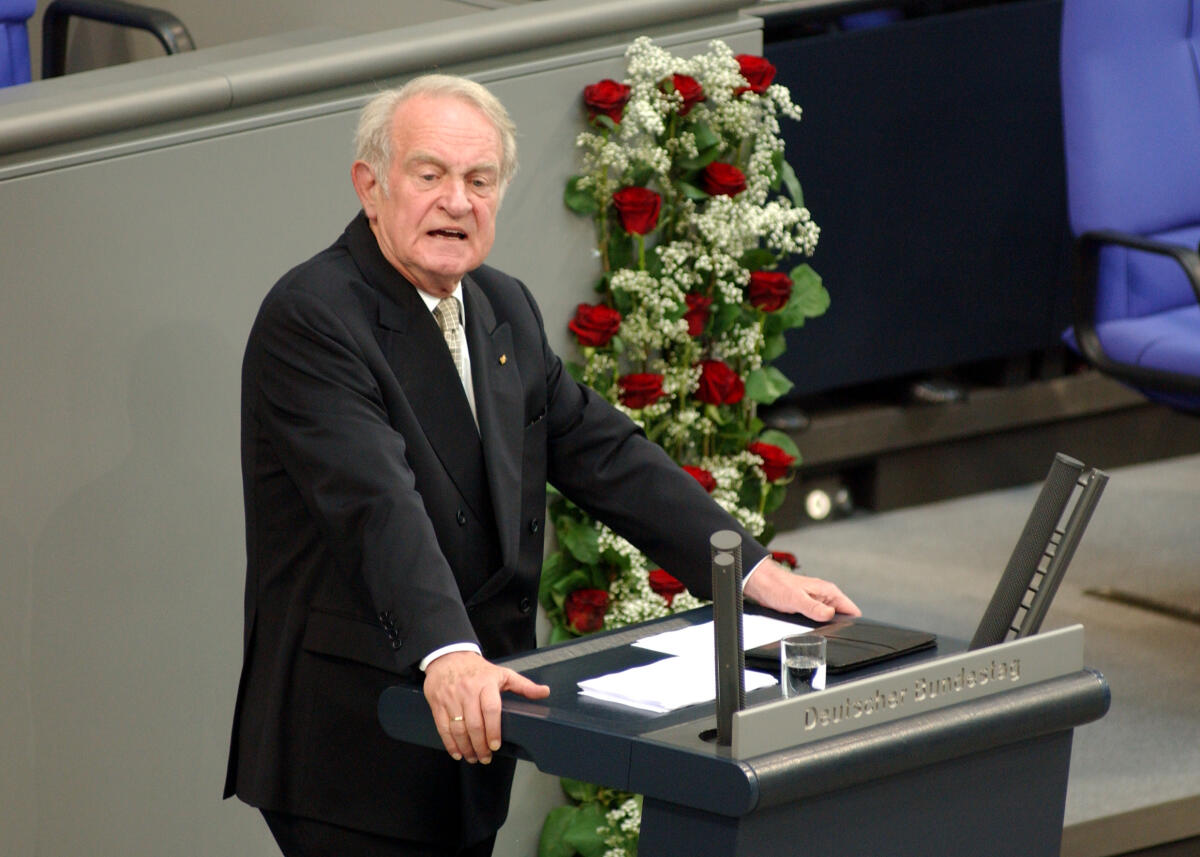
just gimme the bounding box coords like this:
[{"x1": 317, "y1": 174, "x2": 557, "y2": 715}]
[
  {"x1": 345, "y1": 214, "x2": 492, "y2": 523},
  {"x1": 463, "y1": 275, "x2": 523, "y2": 572}
]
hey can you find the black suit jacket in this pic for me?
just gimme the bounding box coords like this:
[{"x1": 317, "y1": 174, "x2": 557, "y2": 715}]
[{"x1": 224, "y1": 213, "x2": 767, "y2": 846}]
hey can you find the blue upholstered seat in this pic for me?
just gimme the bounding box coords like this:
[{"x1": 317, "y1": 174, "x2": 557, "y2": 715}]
[
  {"x1": 0, "y1": 0, "x2": 35, "y2": 87},
  {"x1": 1060, "y1": 0, "x2": 1200, "y2": 411}
]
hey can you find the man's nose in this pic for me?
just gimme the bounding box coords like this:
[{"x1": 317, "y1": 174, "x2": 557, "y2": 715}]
[{"x1": 440, "y1": 180, "x2": 472, "y2": 216}]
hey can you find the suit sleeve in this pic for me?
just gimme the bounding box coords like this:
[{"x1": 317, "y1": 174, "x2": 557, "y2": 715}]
[
  {"x1": 513, "y1": 286, "x2": 768, "y2": 599},
  {"x1": 246, "y1": 284, "x2": 477, "y2": 670}
]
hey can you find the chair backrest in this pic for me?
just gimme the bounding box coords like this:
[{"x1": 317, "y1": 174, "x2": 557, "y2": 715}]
[
  {"x1": 0, "y1": 0, "x2": 35, "y2": 87},
  {"x1": 1061, "y1": 0, "x2": 1200, "y2": 320}
]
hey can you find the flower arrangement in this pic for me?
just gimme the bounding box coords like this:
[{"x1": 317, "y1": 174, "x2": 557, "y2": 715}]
[{"x1": 536, "y1": 37, "x2": 828, "y2": 857}]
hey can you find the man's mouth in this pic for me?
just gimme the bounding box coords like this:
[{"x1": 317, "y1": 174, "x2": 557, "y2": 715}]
[{"x1": 429, "y1": 228, "x2": 467, "y2": 240}]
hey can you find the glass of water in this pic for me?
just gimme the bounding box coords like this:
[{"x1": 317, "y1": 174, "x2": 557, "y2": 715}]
[{"x1": 780, "y1": 633, "x2": 826, "y2": 697}]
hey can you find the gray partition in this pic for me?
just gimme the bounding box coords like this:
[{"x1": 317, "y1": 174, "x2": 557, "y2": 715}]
[{"x1": 0, "y1": 2, "x2": 762, "y2": 854}]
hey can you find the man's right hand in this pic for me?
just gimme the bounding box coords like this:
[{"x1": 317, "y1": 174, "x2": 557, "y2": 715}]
[{"x1": 423, "y1": 651, "x2": 550, "y2": 764}]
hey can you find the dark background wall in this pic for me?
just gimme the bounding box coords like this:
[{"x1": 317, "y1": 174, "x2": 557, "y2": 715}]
[{"x1": 765, "y1": 0, "x2": 1072, "y2": 397}]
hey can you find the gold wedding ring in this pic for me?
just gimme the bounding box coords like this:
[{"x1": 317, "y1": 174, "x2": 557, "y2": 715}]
[{"x1": 451, "y1": 715, "x2": 464, "y2": 722}]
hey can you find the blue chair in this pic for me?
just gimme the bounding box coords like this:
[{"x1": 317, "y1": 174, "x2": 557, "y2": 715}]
[
  {"x1": 0, "y1": 0, "x2": 194, "y2": 87},
  {"x1": 0, "y1": 0, "x2": 35, "y2": 87},
  {"x1": 1060, "y1": 0, "x2": 1200, "y2": 412}
]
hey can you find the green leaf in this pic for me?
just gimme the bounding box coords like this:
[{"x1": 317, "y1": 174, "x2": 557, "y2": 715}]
[
  {"x1": 738, "y1": 475, "x2": 762, "y2": 510},
  {"x1": 717, "y1": 422, "x2": 756, "y2": 451},
  {"x1": 564, "y1": 176, "x2": 598, "y2": 215},
  {"x1": 763, "y1": 482, "x2": 787, "y2": 515},
  {"x1": 691, "y1": 120, "x2": 720, "y2": 152},
  {"x1": 769, "y1": 150, "x2": 784, "y2": 192},
  {"x1": 788, "y1": 263, "x2": 831, "y2": 319},
  {"x1": 561, "y1": 778, "x2": 600, "y2": 803},
  {"x1": 548, "y1": 570, "x2": 592, "y2": 600},
  {"x1": 557, "y1": 518, "x2": 600, "y2": 565},
  {"x1": 762, "y1": 331, "x2": 787, "y2": 363},
  {"x1": 611, "y1": 288, "x2": 634, "y2": 317},
  {"x1": 548, "y1": 623, "x2": 575, "y2": 645},
  {"x1": 592, "y1": 114, "x2": 618, "y2": 133},
  {"x1": 677, "y1": 147, "x2": 721, "y2": 171},
  {"x1": 539, "y1": 806, "x2": 581, "y2": 857},
  {"x1": 744, "y1": 366, "x2": 794, "y2": 405},
  {"x1": 607, "y1": 232, "x2": 635, "y2": 269},
  {"x1": 678, "y1": 180, "x2": 710, "y2": 201},
  {"x1": 565, "y1": 362, "x2": 585, "y2": 383},
  {"x1": 711, "y1": 303, "x2": 742, "y2": 336},
  {"x1": 563, "y1": 803, "x2": 608, "y2": 857},
  {"x1": 758, "y1": 428, "x2": 801, "y2": 459},
  {"x1": 538, "y1": 552, "x2": 567, "y2": 606},
  {"x1": 645, "y1": 247, "x2": 663, "y2": 277},
  {"x1": 780, "y1": 159, "x2": 804, "y2": 206},
  {"x1": 739, "y1": 248, "x2": 777, "y2": 270},
  {"x1": 630, "y1": 166, "x2": 655, "y2": 188}
]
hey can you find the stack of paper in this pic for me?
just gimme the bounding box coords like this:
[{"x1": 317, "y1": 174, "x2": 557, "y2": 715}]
[
  {"x1": 576, "y1": 616, "x2": 817, "y2": 712},
  {"x1": 577, "y1": 654, "x2": 777, "y2": 713}
]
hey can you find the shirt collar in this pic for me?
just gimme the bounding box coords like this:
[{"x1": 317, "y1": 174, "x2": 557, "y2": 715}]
[{"x1": 416, "y1": 283, "x2": 465, "y2": 323}]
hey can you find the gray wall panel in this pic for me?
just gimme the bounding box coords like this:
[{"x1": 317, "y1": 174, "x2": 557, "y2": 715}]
[{"x1": 0, "y1": 15, "x2": 760, "y2": 856}]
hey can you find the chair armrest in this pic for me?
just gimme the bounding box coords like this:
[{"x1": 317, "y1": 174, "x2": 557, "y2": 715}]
[
  {"x1": 41, "y1": 0, "x2": 194, "y2": 79},
  {"x1": 1072, "y1": 229, "x2": 1200, "y2": 396}
]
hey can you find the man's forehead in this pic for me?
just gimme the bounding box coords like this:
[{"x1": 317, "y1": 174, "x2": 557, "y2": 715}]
[{"x1": 393, "y1": 94, "x2": 498, "y2": 137}]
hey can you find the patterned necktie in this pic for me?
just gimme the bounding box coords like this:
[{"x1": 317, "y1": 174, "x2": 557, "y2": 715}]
[{"x1": 433, "y1": 296, "x2": 464, "y2": 379}]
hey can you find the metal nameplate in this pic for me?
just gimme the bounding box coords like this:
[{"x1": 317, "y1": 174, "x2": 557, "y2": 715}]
[{"x1": 732, "y1": 625, "x2": 1085, "y2": 759}]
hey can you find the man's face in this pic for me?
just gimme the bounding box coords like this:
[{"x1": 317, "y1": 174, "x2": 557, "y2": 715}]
[{"x1": 353, "y1": 93, "x2": 503, "y2": 298}]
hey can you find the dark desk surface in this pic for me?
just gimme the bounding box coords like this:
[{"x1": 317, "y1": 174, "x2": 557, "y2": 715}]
[{"x1": 378, "y1": 606, "x2": 1107, "y2": 817}]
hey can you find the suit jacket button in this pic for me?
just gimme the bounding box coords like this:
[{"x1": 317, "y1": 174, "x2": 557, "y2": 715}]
[
  {"x1": 456, "y1": 508, "x2": 467, "y2": 526},
  {"x1": 529, "y1": 518, "x2": 541, "y2": 534},
  {"x1": 519, "y1": 597, "x2": 533, "y2": 615}
]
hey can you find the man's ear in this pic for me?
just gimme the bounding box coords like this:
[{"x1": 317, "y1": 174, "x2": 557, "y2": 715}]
[{"x1": 351, "y1": 160, "x2": 381, "y2": 219}]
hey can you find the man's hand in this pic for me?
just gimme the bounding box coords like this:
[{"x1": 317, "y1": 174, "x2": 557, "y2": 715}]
[
  {"x1": 423, "y1": 651, "x2": 550, "y2": 764},
  {"x1": 743, "y1": 558, "x2": 861, "y2": 622}
]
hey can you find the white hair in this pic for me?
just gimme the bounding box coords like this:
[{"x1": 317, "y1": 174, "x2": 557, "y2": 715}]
[{"x1": 354, "y1": 74, "x2": 518, "y2": 196}]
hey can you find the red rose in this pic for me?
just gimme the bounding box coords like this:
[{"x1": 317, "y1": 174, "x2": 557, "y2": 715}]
[
  {"x1": 701, "y1": 162, "x2": 747, "y2": 197},
  {"x1": 564, "y1": 588, "x2": 609, "y2": 633},
  {"x1": 618, "y1": 373, "x2": 667, "y2": 409},
  {"x1": 612, "y1": 186, "x2": 663, "y2": 235},
  {"x1": 671, "y1": 74, "x2": 706, "y2": 116},
  {"x1": 648, "y1": 569, "x2": 687, "y2": 606},
  {"x1": 568, "y1": 302, "x2": 622, "y2": 347},
  {"x1": 748, "y1": 440, "x2": 796, "y2": 482},
  {"x1": 683, "y1": 294, "x2": 712, "y2": 337},
  {"x1": 735, "y1": 54, "x2": 776, "y2": 95},
  {"x1": 695, "y1": 360, "x2": 745, "y2": 406},
  {"x1": 682, "y1": 465, "x2": 716, "y2": 493},
  {"x1": 583, "y1": 79, "x2": 632, "y2": 123},
  {"x1": 747, "y1": 271, "x2": 793, "y2": 312},
  {"x1": 771, "y1": 550, "x2": 799, "y2": 569}
]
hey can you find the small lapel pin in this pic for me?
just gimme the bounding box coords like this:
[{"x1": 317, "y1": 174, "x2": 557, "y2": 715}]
[{"x1": 498, "y1": 354, "x2": 508, "y2": 365}]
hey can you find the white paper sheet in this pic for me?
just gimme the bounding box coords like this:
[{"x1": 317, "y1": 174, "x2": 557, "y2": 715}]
[
  {"x1": 577, "y1": 616, "x2": 825, "y2": 711},
  {"x1": 632, "y1": 615, "x2": 813, "y2": 657},
  {"x1": 577, "y1": 655, "x2": 778, "y2": 713}
]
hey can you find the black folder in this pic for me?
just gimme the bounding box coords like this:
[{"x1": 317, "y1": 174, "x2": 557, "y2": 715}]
[{"x1": 745, "y1": 617, "x2": 936, "y2": 675}]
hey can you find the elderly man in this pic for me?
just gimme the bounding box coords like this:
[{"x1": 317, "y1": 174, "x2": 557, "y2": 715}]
[{"x1": 224, "y1": 74, "x2": 858, "y2": 857}]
